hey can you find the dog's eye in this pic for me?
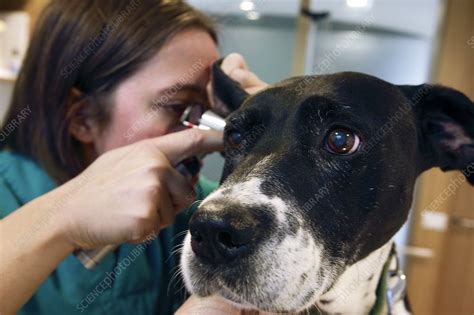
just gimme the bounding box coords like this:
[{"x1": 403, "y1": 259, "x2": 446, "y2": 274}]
[
  {"x1": 228, "y1": 130, "x2": 243, "y2": 149},
  {"x1": 326, "y1": 128, "x2": 360, "y2": 155}
]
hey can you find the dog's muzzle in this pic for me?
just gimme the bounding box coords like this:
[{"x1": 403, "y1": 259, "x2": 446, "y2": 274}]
[{"x1": 180, "y1": 178, "x2": 330, "y2": 312}]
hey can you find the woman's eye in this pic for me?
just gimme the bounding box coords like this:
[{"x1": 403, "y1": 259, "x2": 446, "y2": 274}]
[
  {"x1": 162, "y1": 104, "x2": 187, "y2": 114},
  {"x1": 326, "y1": 128, "x2": 360, "y2": 155},
  {"x1": 227, "y1": 130, "x2": 243, "y2": 149},
  {"x1": 160, "y1": 103, "x2": 204, "y2": 123}
]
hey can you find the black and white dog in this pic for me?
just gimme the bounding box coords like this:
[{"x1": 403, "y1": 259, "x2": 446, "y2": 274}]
[{"x1": 180, "y1": 64, "x2": 474, "y2": 314}]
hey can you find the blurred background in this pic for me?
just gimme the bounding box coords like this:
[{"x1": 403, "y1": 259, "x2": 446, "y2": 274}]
[{"x1": 0, "y1": 0, "x2": 472, "y2": 314}]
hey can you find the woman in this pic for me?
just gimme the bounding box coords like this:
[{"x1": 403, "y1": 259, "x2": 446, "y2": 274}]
[{"x1": 0, "y1": 0, "x2": 267, "y2": 314}]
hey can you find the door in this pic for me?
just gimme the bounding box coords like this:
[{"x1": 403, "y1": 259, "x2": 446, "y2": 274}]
[{"x1": 405, "y1": 0, "x2": 474, "y2": 314}]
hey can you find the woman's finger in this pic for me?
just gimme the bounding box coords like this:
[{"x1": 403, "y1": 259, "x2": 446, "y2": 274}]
[
  {"x1": 128, "y1": 189, "x2": 160, "y2": 244},
  {"x1": 148, "y1": 128, "x2": 224, "y2": 166},
  {"x1": 175, "y1": 295, "x2": 245, "y2": 315},
  {"x1": 161, "y1": 166, "x2": 196, "y2": 212},
  {"x1": 221, "y1": 53, "x2": 248, "y2": 74},
  {"x1": 157, "y1": 181, "x2": 176, "y2": 229},
  {"x1": 228, "y1": 68, "x2": 268, "y2": 91}
]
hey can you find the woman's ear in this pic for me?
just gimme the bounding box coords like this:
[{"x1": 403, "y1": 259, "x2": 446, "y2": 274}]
[{"x1": 66, "y1": 88, "x2": 95, "y2": 144}]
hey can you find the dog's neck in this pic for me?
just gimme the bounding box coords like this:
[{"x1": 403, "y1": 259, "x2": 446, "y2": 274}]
[{"x1": 316, "y1": 240, "x2": 394, "y2": 314}]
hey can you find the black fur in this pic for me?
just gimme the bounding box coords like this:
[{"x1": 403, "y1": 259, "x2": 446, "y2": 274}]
[{"x1": 185, "y1": 64, "x2": 474, "y2": 312}]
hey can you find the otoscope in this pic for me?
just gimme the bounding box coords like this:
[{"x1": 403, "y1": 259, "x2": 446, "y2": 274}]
[{"x1": 74, "y1": 107, "x2": 226, "y2": 269}]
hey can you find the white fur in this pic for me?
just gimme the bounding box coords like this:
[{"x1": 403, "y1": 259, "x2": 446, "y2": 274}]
[
  {"x1": 180, "y1": 232, "x2": 195, "y2": 294},
  {"x1": 317, "y1": 240, "x2": 393, "y2": 314}
]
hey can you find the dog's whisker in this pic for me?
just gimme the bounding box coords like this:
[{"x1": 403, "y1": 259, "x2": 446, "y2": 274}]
[
  {"x1": 167, "y1": 264, "x2": 185, "y2": 297},
  {"x1": 164, "y1": 245, "x2": 184, "y2": 265},
  {"x1": 313, "y1": 302, "x2": 324, "y2": 315},
  {"x1": 170, "y1": 230, "x2": 188, "y2": 243},
  {"x1": 185, "y1": 199, "x2": 203, "y2": 215},
  {"x1": 169, "y1": 244, "x2": 184, "y2": 258}
]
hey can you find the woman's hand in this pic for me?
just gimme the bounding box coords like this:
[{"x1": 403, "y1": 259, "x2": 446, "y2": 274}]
[
  {"x1": 0, "y1": 128, "x2": 222, "y2": 312},
  {"x1": 55, "y1": 128, "x2": 223, "y2": 249},
  {"x1": 176, "y1": 295, "x2": 284, "y2": 315},
  {"x1": 176, "y1": 295, "x2": 257, "y2": 315},
  {"x1": 217, "y1": 53, "x2": 268, "y2": 95},
  {"x1": 207, "y1": 53, "x2": 268, "y2": 115}
]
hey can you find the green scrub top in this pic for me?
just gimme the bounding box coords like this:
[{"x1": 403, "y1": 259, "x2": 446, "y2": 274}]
[{"x1": 0, "y1": 150, "x2": 218, "y2": 315}]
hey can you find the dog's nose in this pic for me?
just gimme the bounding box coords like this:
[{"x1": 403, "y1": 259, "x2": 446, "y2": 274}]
[{"x1": 189, "y1": 210, "x2": 261, "y2": 265}]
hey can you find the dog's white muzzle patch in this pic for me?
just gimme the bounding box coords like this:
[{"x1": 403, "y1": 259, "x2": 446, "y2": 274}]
[{"x1": 180, "y1": 177, "x2": 331, "y2": 312}]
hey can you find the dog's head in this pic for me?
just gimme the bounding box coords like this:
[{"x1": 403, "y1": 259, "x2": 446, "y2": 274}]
[{"x1": 181, "y1": 65, "x2": 474, "y2": 312}]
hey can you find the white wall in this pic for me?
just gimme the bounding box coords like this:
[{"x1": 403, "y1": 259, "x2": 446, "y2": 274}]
[
  {"x1": 308, "y1": 25, "x2": 437, "y2": 84},
  {"x1": 310, "y1": 0, "x2": 443, "y2": 38}
]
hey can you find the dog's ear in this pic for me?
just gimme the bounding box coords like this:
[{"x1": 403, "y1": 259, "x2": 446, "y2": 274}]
[
  {"x1": 400, "y1": 84, "x2": 474, "y2": 185},
  {"x1": 210, "y1": 58, "x2": 249, "y2": 117}
]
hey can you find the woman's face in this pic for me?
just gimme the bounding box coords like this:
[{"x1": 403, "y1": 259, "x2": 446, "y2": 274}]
[{"x1": 91, "y1": 28, "x2": 219, "y2": 154}]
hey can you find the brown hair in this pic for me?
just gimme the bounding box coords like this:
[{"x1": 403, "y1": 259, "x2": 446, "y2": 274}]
[{"x1": 0, "y1": 0, "x2": 217, "y2": 183}]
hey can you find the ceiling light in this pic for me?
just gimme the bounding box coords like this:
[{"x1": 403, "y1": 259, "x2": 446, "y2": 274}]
[
  {"x1": 240, "y1": 0, "x2": 255, "y2": 12},
  {"x1": 346, "y1": 0, "x2": 369, "y2": 8},
  {"x1": 246, "y1": 11, "x2": 261, "y2": 20}
]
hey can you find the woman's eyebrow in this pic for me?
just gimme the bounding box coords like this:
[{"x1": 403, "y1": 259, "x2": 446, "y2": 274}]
[
  {"x1": 157, "y1": 84, "x2": 204, "y2": 97},
  {"x1": 151, "y1": 84, "x2": 209, "y2": 109}
]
